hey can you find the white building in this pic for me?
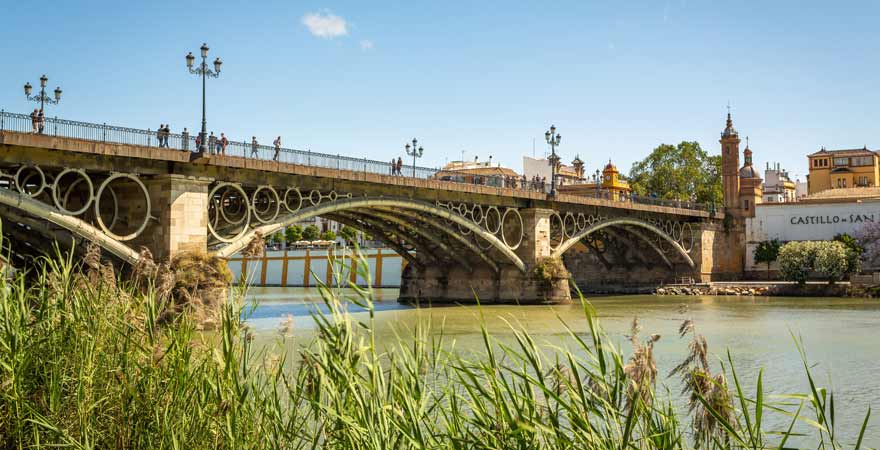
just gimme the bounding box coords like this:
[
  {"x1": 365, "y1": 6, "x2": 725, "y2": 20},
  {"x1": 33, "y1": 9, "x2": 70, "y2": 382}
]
[
  {"x1": 745, "y1": 199, "x2": 880, "y2": 272},
  {"x1": 761, "y1": 162, "x2": 797, "y2": 203}
]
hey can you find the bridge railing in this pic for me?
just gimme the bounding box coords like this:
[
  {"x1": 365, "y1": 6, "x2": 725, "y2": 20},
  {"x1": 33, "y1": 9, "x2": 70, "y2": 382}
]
[
  {"x1": 0, "y1": 110, "x2": 714, "y2": 212},
  {"x1": 0, "y1": 110, "x2": 440, "y2": 179}
]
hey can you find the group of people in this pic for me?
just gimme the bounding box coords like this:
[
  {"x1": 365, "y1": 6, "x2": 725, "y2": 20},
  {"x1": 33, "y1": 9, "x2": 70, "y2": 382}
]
[
  {"x1": 389, "y1": 157, "x2": 404, "y2": 175},
  {"x1": 29, "y1": 109, "x2": 45, "y2": 134},
  {"x1": 156, "y1": 124, "x2": 175, "y2": 148}
]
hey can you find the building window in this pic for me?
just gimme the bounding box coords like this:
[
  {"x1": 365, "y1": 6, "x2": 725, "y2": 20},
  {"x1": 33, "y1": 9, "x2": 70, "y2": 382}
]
[
  {"x1": 852, "y1": 156, "x2": 874, "y2": 166},
  {"x1": 833, "y1": 157, "x2": 849, "y2": 166},
  {"x1": 744, "y1": 199, "x2": 749, "y2": 211}
]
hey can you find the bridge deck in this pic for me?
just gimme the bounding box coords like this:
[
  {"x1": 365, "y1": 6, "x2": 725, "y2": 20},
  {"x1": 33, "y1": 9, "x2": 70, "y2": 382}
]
[{"x1": 0, "y1": 130, "x2": 716, "y2": 219}]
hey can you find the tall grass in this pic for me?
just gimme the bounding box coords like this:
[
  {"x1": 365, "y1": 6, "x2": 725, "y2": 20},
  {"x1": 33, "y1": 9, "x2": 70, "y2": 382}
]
[{"x1": 0, "y1": 247, "x2": 872, "y2": 449}]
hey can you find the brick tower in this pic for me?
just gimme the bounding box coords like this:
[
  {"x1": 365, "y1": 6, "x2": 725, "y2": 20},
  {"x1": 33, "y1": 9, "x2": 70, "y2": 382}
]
[{"x1": 720, "y1": 112, "x2": 741, "y2": 213}]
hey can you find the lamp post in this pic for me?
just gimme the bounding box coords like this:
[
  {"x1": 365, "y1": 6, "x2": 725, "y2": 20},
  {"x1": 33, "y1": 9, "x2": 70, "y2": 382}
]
[
  {"x1": 186, "y1": 43, "x2": 223, "y2": 153},
  {"x1": 23, "y1": 74, "x2": 62, "y2": 111},
  {"x1": 544, "y1": 125, "x2": 561, "y2": 196},
  {"x1": 405, "y1": 138, "x2": 424, "y2": 177}
]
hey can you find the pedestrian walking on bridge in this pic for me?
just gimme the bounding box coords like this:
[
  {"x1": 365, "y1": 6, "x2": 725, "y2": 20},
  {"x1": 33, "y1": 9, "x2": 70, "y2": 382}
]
[
  {"x1": 251, "y1": 137, "x2": 259, "y2": 158},
  {"x1": 219, "y1": 133, "x2": 228, "y2": 155},
  {"x1": 273, "y1": 136, "x2": 282, "y2": 161},
  {"x1": 396, "y1": 157, "x2": 403, "y2": 176}
]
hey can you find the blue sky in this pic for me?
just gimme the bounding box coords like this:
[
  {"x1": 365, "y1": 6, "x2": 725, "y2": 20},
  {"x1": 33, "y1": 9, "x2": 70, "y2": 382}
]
[{"x1": 2, "y1": 0, "x2": 878, "y2": 182}]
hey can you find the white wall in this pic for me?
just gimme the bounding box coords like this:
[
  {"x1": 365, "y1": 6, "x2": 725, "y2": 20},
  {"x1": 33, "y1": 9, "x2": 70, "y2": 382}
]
[
  {"x1": 523, "y1": 156, "x2": 551, "y2": 180},
  {"x1": 745, "y1": 200, "x2": 879, "y2": 271}
]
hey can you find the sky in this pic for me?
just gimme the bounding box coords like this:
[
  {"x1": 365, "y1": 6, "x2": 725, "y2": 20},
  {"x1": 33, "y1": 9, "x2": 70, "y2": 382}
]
[{"x1": 2, "y1": 0, "x2": 879, "y2": 182}]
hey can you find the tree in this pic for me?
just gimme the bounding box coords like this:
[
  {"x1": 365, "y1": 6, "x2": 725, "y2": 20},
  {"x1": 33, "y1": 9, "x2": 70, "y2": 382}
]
[
  {"x1": 285, "y1": 225, "x2": 303, "y2": 243},
  {"x1": 628, "y1": 141, "x2": 722, "y2": 205},
  {"x1": 339, "y1": 225, "x2": 358, "y2": 245},
  {"x1": 753, "y1": 239, "x2": 781, "y2": 280},
  {"x1": 268, "y1": 231, "x2": 284, "y2": 246},
  {"x1": 320, "y1": 230, "x2": 337, "y2": 241},
  {"x1": 302, "y1": 224, "x2": 320, "y2": 241}
]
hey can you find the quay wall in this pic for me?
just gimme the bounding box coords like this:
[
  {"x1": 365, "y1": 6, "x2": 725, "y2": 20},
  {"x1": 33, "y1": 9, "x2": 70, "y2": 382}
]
[{"x1": 228, "y1": 248, "x2": 405, "y2": 287}]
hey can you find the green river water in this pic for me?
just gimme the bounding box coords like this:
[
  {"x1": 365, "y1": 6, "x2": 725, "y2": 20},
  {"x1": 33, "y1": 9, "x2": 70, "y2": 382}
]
[{"x1": 245, "y1": 287, "x2": 880, "y2": 446}]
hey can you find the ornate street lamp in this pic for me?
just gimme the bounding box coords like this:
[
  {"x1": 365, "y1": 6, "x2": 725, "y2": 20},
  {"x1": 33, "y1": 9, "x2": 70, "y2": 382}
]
[
  {"x1": 544, "y1": 125, "x2": 561, "y2": 196},
  {"x1": 405, "y1": 138, "x2": 424, "y2": 177},
  {"x1": 23, "y1": 74, "x2": 62, "y2": 110},
  {"x1": 186, "y1": 43, "x2": 223, "y2": 152}
]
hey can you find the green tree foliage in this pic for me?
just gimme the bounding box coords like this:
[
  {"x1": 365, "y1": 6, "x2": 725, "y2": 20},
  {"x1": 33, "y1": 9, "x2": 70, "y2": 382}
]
[
  {"x1": 285, "y1": 225, "x2": 303, "y2": 243},
  {"x1": 833, "y1": 233, "x2": 863, "y2": 274},
  {"x1": 339, "y1": 225, "x2": 358, "y2": 245},
  {"x1": 628, "y1": 141, "x2": 722, "y2": 205},
  {"x1": 267, "y1": 231, "x2": 284, "y2": 245},
  {"x1": 778, "y1": 241, "x2": 851, "y2": 284},
  {"x1": 302, "y1": 224, "x2": 320, "y2": 241},
  {"x1": 320, "y1": 230, "x2": 337, "y2": 241},
  {"x1": 753, "y1": 239, "x2": 782, "y2": 280}
]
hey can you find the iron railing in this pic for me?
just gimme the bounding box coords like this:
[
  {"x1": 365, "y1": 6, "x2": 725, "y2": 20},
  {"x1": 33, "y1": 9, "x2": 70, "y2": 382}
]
[
  {"x1": 0, "y1": 109, "x2": 440, "y2": 179},
  {"x1": 0, "y1": 109, "x2": 713, "y2": 212}
]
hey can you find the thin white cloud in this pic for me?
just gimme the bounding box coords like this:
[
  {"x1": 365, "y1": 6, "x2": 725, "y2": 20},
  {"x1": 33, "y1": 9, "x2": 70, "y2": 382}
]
[
  {"x1": 302, "y1": 12, "x2": 348, "y2": 38},
  {"x1": 360, "y1": 39, "x2": 374, "y2": 51}
]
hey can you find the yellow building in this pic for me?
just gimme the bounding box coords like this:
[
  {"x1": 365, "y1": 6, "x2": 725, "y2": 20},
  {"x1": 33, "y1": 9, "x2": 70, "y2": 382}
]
[
  {"x1": 807, "y1": 147, "x2": 879, "y2": 194},
  {"x1": 558, "y1": 160, "x2": 632, "y2": 200}
]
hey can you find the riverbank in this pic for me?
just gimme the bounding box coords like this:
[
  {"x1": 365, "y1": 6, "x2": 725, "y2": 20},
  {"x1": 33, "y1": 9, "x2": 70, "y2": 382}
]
[{"x1": 653, "y1": 281, "x2": 862, "y2": 297}]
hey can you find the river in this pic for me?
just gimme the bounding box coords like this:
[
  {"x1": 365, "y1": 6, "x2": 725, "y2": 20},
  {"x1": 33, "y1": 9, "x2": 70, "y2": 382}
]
[{"x1": 244, "y1": 286, "x2": 880, "y2": 446}]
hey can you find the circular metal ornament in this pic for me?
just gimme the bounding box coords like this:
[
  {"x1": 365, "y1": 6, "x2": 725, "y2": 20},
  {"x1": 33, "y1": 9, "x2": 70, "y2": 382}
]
[
  {"x1": 207, "y1": 182, "x2": 252, "y2": 243},
  {"x1": 283, "y1": 187, "x2": 302, "y2": 213},
  {"x1": 94, "y1": 173, "x2": 151, "y2": 241},
  {"x1": 15, "y1": 165, "x2": 46, "y2": 198},
  {"x1": 471, "y1": 204, "x2": 484, "y2": 224},
  {"x1": 252, "y1": 186, "x2": 281, "y2": 224},
  {"x1": 309, "y1": 190, "x2": 322, "y2": 206},
  {"x1": 52, "y1": 168, "x2": 94, "y2": 215},
  {"x1": 576, "y1": 213, "x2": 587, "y2": 231},
  {"x1": 563, "y1": 213, "x2": 577, "y2": 238},
  {"x1": 484, "y1": 206, "x2": 502, "y2": 234},
  {"x1": 501, "y1": 208, "x2": 524, "y2": 250}
]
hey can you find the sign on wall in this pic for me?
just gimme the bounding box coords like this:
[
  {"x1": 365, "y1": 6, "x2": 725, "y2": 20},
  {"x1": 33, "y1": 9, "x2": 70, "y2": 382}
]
[{"x1": 747, "y1": 200, "x2": 880, "y2": 242}]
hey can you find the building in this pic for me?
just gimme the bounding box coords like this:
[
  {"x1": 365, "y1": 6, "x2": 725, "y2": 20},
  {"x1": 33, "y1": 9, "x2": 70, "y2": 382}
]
[
  {"x1": 431, "y1": 157, "x2": 519, "y2": 187},
  {"x1": 558, "y1": 159, "x2": 632, "y2": 200},
  {"x1": 806, "y1": 147, "x2": 879, "y2": 194},
  {"x1": 762, "y1": 162, "x2": 797, "y2": 203},
  {"x1": 720, "y1": 113, "x2": 763, "y2": 218},
  {"x1": 522, "y1": 155, "x2": 584, "y2": 186},
  {"x1": 745, "y1": 198, "x2": 880, "y2": 274}
]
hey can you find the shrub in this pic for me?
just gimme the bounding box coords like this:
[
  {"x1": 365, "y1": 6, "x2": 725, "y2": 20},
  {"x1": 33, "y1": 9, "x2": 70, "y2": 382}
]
[
  {"x1": 777, "y1": 241, "x2": 818, "y2": 284},
  {"x1": 778, "y1": 241, "x2": 853, "y2": 284},
  {"x1": 834, "y1": 233, "x2": 863, "y2": 274},
  {"x1": 814, "y1": 241, "x2": 850, "y2": 283}
]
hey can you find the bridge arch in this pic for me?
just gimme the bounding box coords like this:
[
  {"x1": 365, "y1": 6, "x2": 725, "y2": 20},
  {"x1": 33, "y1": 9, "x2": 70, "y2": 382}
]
[
  {"x1": 0, "y1": 185, "x2": 142, "y2": 264},
  {"x1": 211, "y1": 197, "x2": 527, "y2": 273},
  {"x1": 551, "y1": 217, "x2": 694, "y2": 268}
]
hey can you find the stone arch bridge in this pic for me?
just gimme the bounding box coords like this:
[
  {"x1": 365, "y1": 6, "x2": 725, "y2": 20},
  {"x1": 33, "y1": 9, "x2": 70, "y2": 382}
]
[{"x1": 0, "y1": 124, "x2": 741, "y2": 303}]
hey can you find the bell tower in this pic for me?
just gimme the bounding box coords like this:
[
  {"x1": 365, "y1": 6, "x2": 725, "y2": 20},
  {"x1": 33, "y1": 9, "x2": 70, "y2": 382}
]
[{"x1": 720, "y1": 111, "x2": 741, "y2": 212}]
